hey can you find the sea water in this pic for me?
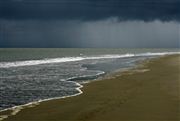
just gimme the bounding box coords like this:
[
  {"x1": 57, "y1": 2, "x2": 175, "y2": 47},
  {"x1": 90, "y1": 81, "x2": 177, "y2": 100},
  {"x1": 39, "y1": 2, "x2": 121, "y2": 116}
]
[{"x1": 0, "y1": 48, "x2": 179, "y2": 110}]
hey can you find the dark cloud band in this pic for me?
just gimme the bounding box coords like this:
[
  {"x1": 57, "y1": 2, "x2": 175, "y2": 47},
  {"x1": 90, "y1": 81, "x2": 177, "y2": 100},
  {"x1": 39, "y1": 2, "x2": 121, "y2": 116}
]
[
  {"x1": 0, "y1": 0, "x2": 179, "y2": 21},
  {"x1": 0, "y1": 19, "x2": 179, "y2": 48}
]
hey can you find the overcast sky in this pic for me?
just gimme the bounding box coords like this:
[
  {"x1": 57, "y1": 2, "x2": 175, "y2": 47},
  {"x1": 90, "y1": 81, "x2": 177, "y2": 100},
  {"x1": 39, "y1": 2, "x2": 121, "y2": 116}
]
[{"x1": 0, "y1": 0, "x2": 179, "y2": 48}]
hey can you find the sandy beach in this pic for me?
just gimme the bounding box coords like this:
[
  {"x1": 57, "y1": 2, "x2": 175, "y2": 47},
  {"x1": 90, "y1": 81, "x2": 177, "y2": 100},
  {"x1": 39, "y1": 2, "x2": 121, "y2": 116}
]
[{"x1": 1, "y1": 54, "x2": 180, "y2": 121}]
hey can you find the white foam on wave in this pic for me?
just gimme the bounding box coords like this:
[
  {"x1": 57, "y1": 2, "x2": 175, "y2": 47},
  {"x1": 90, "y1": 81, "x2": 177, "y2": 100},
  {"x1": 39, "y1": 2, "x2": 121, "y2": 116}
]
[
  {"x1": 0, "y1": 51, "x2": 179, "y2": 120},
  {"x1": 0, "y1": 52, "x2": 179, "y2": 68},
  {"x1": 136, "y1": 52, "x2": 180, "y2": 56},
  {"x1": 0, "y1": 54, "x2": 134, "y2": 68},
  {"x1": 0, "y1": 71, "x2": 106, "y2": 116},
  {"x1": 0, "y1": 57, "x2": 84, "y2": 68},
  {"x1": 0, "y1": 80, "x2": 83, "y2": 121}
]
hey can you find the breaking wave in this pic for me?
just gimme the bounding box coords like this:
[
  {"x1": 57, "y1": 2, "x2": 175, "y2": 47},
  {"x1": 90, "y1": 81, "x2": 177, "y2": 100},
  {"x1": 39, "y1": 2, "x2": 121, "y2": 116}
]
[{"x1": 0, "y1": 52, "x2": 179, "y2": 68}]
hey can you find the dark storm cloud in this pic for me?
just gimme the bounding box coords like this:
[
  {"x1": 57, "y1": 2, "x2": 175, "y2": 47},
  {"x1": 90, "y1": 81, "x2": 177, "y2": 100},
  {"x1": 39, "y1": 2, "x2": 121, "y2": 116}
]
[
  {"x1": 0, "y1": 0, "x2": 179, "y2": 48},
  {"x1": 0, "y1": 0, "x2": 179, "y2": 21},
  {"x1": 0, "y1": 19, "x2": 179, "y2": 48},
  {"x1": 0, "y1": 20, "x2": 82, "y2": 47}
]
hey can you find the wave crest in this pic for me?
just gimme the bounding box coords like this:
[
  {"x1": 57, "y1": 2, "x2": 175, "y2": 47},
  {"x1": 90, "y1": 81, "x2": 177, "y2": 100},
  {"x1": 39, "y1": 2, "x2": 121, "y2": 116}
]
[{"x1": 0, "y1": 52, "x2": 179, "y2": 68}]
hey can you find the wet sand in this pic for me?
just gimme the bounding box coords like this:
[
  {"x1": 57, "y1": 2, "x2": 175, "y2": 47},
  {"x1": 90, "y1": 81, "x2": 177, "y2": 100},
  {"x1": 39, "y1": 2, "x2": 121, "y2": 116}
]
[{"x1": 1, "y1": 55, "x2": 180, "y2": 121}]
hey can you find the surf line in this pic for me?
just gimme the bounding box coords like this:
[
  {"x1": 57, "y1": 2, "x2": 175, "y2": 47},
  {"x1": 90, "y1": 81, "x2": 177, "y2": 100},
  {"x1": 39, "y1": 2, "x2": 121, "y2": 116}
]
[
  {"x1": 0, "y1": 80, "x2": 83, "y2": 121},
  {"x1": 0, "y1": 52, "x2": 179, "y2": 69},
  {"x1": 0, "y1": 67, "x2": 106, "y2": 120},
  {"x1": 0, "y1": 71, "x2": 106, "y2": 120},
  {"x1": 0, "y1": 52, "x2": 180, "y2": 120}
]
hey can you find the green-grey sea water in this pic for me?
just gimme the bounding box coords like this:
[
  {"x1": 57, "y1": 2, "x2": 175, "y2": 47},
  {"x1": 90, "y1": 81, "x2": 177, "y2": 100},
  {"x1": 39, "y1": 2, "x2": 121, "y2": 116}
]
[
  {"x1": 0, "y1": 48, "x2": 179, "y2": 62},
  {"x1": 0, "y1": 48, "x2": 179, "y2": 110}
]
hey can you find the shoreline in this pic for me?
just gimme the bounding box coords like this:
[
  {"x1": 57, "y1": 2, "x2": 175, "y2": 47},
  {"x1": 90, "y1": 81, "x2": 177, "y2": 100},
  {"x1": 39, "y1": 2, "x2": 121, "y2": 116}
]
[
  {"x1": 0, "y1": 55, "x2": 151, "y2": 120},
  {"x1": 1, "y1": 54, "x2": 180, "y2": 121},
  {"x1": 0, "y1": 55, "x2": 148, "y2": 114},
  {"x1": 0, "y1": 79, "x2": 83, "y2": 121},
  {"x1": 0, "y1": 70, "x2": 106, "y2": 115}
]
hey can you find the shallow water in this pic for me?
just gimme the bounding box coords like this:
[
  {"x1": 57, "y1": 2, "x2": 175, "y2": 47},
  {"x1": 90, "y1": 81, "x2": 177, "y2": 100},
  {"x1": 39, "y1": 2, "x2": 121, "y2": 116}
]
[{"x1": 0, "y1": 48, "x2": 179, "y2": 110}]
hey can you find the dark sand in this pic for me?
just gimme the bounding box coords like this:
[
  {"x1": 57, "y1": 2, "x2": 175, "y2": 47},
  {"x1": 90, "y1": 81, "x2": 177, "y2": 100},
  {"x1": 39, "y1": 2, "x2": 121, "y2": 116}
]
[{"x1": 1, "y1": 55, "x2": 180, "y2": 121}]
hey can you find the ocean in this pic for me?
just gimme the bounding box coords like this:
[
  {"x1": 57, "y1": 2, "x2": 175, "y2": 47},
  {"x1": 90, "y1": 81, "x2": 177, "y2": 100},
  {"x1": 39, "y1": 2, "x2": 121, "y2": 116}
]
[{"x1": 0, "y1": 48, "x2": 179, "y2": 111}]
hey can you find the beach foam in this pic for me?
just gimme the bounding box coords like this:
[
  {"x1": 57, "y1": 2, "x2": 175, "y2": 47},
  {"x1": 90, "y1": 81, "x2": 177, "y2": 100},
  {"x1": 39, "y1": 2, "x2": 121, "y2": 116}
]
[
  {"x1": 0, "y1": 80, "x2": 83, "y2": 121},
  {"x1": 0, "y1": 52, "x2": 179, "y2": 68},
  {"x1": 0, "y1": 52, "x2": 179, "y2": 120}
]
